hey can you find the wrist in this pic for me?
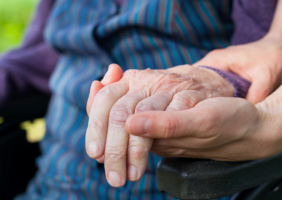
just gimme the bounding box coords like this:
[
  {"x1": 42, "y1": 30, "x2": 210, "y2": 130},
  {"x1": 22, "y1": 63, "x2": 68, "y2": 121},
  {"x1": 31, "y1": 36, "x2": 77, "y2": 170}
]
[{"x1": 263, "y1": 31, "x2": 282, "y2": 46}]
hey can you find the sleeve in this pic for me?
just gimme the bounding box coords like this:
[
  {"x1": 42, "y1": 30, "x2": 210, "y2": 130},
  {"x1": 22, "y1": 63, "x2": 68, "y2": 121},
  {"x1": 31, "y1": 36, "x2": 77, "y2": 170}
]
[
  {"x1": 0, "y1": 0, "x2": 59, "y2": 109},
  {"x1": 198, "y1": 66, "x2": 251, "y2": 98}
]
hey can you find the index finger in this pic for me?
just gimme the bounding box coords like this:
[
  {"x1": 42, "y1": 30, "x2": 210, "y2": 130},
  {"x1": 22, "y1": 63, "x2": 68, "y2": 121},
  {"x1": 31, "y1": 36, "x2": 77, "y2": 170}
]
[{"x1": 126, "y1": 100, "x2": 221, "y2": 139}]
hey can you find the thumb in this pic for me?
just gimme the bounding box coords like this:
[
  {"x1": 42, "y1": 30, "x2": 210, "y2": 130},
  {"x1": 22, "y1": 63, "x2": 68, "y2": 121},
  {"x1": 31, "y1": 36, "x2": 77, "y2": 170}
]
[
  {"x1": 126, "y1": 110, "x2": 195, "y2": 139},
  {"x1": 245, "y1": 78, "x2": 272, "y2": 104}
]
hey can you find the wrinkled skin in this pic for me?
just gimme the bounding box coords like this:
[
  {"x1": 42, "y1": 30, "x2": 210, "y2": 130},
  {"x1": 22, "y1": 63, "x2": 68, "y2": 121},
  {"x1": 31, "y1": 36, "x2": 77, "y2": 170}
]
[
  {"x1": 127, "y1": 85, "x2": 282, "y2": 162},
  {"x1": 86, "y1": 64, "x2": 234, "y2": 187}
]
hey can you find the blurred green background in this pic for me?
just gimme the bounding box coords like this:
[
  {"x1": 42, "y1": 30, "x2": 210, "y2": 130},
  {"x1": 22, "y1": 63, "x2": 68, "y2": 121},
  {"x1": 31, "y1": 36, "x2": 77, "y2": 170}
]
[{"x1": 0, "y1": 0, "x2": 38, "y2": 53}]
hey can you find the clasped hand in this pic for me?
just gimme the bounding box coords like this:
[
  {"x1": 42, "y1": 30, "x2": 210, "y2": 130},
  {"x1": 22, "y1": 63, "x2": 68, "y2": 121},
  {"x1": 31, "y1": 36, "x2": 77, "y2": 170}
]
[{"x1": 86, "y1": 64, "x2": 233, "y2": 187}]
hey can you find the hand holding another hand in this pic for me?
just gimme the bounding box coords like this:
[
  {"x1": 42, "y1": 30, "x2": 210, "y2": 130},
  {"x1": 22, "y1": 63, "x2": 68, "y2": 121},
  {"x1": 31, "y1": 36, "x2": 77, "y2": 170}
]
[
  {"x1": 195, "y1": 34, "x2": 282, "y2": 104},
  {"x1": 86, "y1": 64, "x2": 234, "y2": 187},
  {"x1": 127, "y1": 85, "x2": 282, "y2": 162}
]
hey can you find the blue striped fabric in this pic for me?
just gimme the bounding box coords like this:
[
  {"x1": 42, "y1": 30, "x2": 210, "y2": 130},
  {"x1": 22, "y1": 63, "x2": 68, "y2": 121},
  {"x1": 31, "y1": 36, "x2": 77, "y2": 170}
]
[{"x1": 17, "y1": 0, "x2": 234, "y2": 199}]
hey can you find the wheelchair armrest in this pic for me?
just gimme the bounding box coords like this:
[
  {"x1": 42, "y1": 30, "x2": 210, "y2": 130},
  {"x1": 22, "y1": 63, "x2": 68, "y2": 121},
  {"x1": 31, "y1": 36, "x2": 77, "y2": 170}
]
[{"x1": 156, "y1": 153, "x2": 282, "y2": 200}]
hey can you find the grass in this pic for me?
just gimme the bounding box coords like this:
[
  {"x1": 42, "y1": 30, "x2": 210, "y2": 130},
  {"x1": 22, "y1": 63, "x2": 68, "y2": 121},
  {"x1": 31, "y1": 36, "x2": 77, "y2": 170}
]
[{"x1": 0, "y1": 0, "x2": 38, "y2": 53}]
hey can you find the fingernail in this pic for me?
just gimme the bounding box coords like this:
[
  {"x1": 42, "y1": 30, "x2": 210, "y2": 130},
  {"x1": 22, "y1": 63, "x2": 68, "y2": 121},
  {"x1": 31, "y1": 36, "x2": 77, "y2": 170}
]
[
  {"x1": 109, "y1": 171, "x2": 122, "y2": 187},
  {"x1": 128, "y1": 165, "x2": 138, "y2": 181},
  {"x1": 88, "y1": 141, "x2": 99, "y2": 157},
  {"x1": 129, "y1": 117, "x2": 150, "y2": 134}
]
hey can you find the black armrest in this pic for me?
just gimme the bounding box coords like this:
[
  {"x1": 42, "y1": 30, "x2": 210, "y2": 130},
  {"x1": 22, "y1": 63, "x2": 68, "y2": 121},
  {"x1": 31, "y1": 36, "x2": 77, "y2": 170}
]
[{"x1": 156, "y1": 153, "x2": 282, "y2": 200}]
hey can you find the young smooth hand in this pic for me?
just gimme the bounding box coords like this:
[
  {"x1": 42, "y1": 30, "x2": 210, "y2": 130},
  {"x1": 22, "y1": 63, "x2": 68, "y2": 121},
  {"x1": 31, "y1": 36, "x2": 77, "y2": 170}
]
[
  {"x1": 194, "y1": 32, "x2": 282, "y2": 104},
  {"x1": 127, "y1": 86, "x2": 282, "y2": 161}
]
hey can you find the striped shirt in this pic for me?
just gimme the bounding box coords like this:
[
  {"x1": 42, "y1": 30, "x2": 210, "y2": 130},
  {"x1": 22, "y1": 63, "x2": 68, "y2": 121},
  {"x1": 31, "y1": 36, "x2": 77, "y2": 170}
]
[{"x1": 17, "y1": 0, "x2": 234, "y2": 199}]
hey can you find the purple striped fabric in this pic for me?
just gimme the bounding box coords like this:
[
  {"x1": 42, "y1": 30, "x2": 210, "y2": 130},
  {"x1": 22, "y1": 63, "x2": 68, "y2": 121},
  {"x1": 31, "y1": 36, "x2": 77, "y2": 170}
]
[{"x1": 199, "y1": 66, "x2": 251, "y2": 98}]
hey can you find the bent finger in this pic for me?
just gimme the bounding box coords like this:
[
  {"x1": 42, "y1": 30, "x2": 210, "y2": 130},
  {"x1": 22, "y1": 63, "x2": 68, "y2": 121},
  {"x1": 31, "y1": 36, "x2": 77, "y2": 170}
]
[
  {"x1": 126, "y1": 91, "x2": 171, "y2": 181},
  {"x1": 86, "y1": 81, "x2": 129, "y2": 160},
  {"x1": 135, "y1": 91, "x2": 173, "y2": 113},
  {"x1": 166, "y1": 90, "x2": 207, "y2": 111}
]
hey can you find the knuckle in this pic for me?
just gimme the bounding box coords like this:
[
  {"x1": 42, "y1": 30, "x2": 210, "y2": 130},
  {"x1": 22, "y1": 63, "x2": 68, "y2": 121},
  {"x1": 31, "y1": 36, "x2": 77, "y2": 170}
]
[
  {"x1": 208, "y1": 49, "x2": 223, "y2": 57},
  {"x1": 200, "y1": 115, "x2": 215, "y2": 132},
  {"x1": 123, "y1": 69, "x2": 137, "y2": 78},
  {"x1": 162, "y1": 117, "x2": 179, "y2": 138},
  {"x1": 136, "y1": 93, "x2": 172, "y2": 113},
  {"x1": 173, "y1": 93, "x2": 194, "y2": 108},
  {"x1": 251, "y1": 88, "x2": 269, "y2": 100},
  {"x1": 136, "y1": 103, "x2": 157, "y2": 113},
  {"x1": 105, "y1": 150, "x2": 125, "y2": 162},
  {"x1": 96, "y1": 85, "x2": 114, "y2": 98},
  {"x1": 195, "y1": 109, "x2": 217, "y2": 134},
  {"x1": 124, "y1": 69, "x2": 134, "y2": 74},
  {"x1": 110, "y1": 104, "x2": 132, "y2": 124},
  {"x1": 88, "y1": 117, "x2": 104, "y2": 131},
  {"x1": 128, "y1": 146, "x2": 148, "y2": 160}
]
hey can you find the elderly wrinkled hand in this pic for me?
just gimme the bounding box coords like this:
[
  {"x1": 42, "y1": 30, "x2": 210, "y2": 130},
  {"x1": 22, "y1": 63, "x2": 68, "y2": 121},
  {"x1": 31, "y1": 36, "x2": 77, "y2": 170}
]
[{"x1": 86, "y1": 64, "x2": 234, "y2": 187}]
